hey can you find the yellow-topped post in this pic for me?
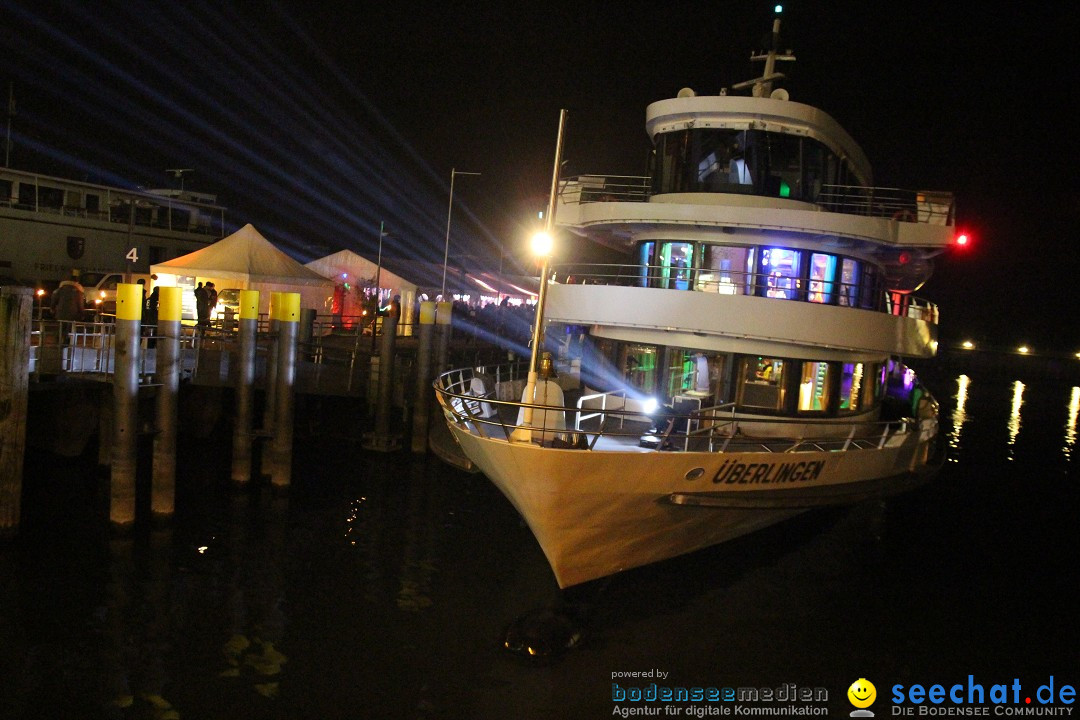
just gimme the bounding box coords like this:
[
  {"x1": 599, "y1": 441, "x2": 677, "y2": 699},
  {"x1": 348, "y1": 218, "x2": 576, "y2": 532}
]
[
  {"x1": 435, "y1": 300, "x2": 453, "y2": 374},
  {"x1": 268, "y1": 292, "x2": 300, "y2": 487},
  {"x1": 152, "y1": 286, "x2": 183, "y2": 518},
  {"x1": 111, "y1": 283, "x2": 143, "y2": 528},
  {"x1": 262, "y1": 291, "x2": 282, "y2": 434},
  {"x1": 232, "y1": 290, "x2": 261, "y2": 485},
  {"x1": 411, "y1": 301, "x2": 437, "y2": 453}
]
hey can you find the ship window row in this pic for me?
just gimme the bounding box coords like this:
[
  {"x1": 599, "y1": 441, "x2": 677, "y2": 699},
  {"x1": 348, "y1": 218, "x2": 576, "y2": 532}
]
[
  {"x1": 1, "y1": 179, "x2": 216, "y2": 233},
  {"x1": 650, "y1": 128, "x2": 862, "y2": 201},
  {"x1": 636, "y1": 241, "x2": 883, "y2": 310},
  {"x1": 587, "y1": 338, "x2": 885, "y2": 418}
]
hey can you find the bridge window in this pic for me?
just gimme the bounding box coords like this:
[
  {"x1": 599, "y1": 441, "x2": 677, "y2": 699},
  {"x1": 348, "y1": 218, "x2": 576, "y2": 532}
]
[{"x1": 651, "y1": 128, "x2": 859, "y2": 201}]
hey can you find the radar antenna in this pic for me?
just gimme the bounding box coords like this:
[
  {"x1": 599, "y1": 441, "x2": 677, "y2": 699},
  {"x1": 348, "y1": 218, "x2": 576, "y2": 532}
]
[{"x1": 166, "y1": 168, "x2": 194, "y2": 192}]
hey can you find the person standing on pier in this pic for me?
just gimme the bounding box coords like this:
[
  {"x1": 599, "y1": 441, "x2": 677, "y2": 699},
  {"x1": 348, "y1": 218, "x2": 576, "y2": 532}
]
[
  {"x1": 51, "y1": 273, "x2": 84, "y2": 323},
  {"x1": 144, "y1": 285, "x2": 160, "y2": 347},
  {"x1": 194, "y1": 282, "x2": 209, "y2": 332}
]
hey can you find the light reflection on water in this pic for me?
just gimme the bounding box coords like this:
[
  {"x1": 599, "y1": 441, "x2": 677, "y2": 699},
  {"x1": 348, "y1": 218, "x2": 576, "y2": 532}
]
[
  {"x1": 947, "y1": 374, "x2": 970, "y2": 461},
  {"x1": 1007, "y1": 380, "x2": 1025, "y2": 460},
  {"x1": 1064, "y1": 387, "x2": 1080, "y2": 462}
]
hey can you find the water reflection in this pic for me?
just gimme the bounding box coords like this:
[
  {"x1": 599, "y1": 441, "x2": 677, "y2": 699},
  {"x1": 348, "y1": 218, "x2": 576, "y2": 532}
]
[
  {"x1": 1064, "y1": 387, "x2": 1080, "y2": 463},
  {"x1": 1007, "y1": 380, "x2": 1025, "y2": 460},
  {"x1": 947, "y1": 374, "x2": 970, "y2": 461}
]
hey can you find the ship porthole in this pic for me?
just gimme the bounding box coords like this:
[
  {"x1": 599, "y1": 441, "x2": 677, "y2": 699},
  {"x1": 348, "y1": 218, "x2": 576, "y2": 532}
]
[{"x1": 684, "y1": 467, "x2": 705, "y2": 481}]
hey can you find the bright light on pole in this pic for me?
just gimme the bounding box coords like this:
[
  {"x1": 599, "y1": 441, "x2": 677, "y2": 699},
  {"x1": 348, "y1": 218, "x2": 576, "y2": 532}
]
[
  {"x1": 531, "y1": 231, "x2": 553, "y2": 258},
  {"x1": 442, "y1": 168, "x2": 480, "y2": 299}
]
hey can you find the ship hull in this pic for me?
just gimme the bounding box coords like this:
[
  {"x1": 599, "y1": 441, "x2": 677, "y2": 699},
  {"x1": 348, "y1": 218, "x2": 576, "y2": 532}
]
[{"x1": 448, "y1": 422, "x2": 938, "y2": 588}]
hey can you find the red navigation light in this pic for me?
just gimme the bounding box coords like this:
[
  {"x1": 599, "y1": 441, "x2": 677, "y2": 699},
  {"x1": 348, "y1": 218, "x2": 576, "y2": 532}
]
[
  {"x1": 955, "y1": 232, "x2": 970, "y2": 247},
  {"x1": 898, "y1": 251, "x2": 911, "y2": 265}
]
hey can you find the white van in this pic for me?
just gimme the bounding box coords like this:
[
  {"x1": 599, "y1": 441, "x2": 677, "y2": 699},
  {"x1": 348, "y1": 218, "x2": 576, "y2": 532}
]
[{"x1": 79, "y1": 272, "x2": 154, "y2": 314}]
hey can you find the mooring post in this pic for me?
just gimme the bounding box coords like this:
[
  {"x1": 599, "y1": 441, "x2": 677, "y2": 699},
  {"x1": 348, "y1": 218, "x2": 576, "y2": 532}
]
[
  {"x1": 269, "y1": 292, "x2": 299, "y2": 488},
  {"x1": 0, "y1": 286, "x2": 32, "y2": 538},
  {"x1": 435, "y1": 300, "x2": 453, "y2": 374},
  {"x1": 262, "y1": 291, "x2": 281, "y2": 436},
  {"x1": 410, "y1": 301, "x2": 436, "y2": 454},
  {"x1": 362, "y1": 311, "x2": 400, "y2": 452},
  {"x1": 151, "y1": 287, "x2": 182, "y2": 519},
  {"x1": 111, "y1": 283, "x2": 142, "y2": 529},
  {"x1": 232, "y1": 290, "x2": 259, "y2": 486}
]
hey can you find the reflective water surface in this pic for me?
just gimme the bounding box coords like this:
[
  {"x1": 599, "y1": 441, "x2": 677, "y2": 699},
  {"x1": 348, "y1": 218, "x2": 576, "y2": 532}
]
[{"x1": 1, "y1": 373, "x2": 1077, "y2": 718}]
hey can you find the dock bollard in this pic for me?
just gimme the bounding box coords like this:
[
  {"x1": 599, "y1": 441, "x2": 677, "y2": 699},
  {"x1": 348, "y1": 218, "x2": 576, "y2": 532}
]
[
  {"x1": 0, "y1": 287, "x2": 32, "y2": 538},
  {"x1": 231, "y1": 290, "x2": 259, "y2": 486},
  {"x1": 268, "y1": 292, "x2": 300, "y2": 488},
  {"x1": 262, "y1": 291, "x2": 281, "y2": 437},
  {"x1": 435, "y1": 300, "x2": 452, "y2": 374},
  {"x1": 362, "y1": 312, "x2": 401, "y2": 452},
  {"x1": 151, "y1": 286, "x2": 182, "y2": 518},
  {"x1": 110, "y1": 283, "x2": 143, "y2": 528},
  {"x1": 410, "y1": 301, "x2": 436, "y2": 454}
]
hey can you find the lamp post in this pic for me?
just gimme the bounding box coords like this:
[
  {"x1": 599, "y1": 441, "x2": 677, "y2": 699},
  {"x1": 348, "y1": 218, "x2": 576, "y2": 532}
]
[
  {"x1": 516, "y1": 109, "x2": 568, "y2": 436},
  {"x1": 441, "y1": 168, "x2": 480, "y2": 299}
]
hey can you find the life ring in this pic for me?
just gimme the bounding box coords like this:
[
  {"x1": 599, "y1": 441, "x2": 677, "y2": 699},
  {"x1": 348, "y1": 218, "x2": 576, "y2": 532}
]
[{"x1": 892, "y1": 209, "x2": 915, "y2": 222}]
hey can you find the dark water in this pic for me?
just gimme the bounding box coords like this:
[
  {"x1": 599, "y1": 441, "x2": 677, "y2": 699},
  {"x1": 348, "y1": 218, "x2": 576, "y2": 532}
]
[{"x1": 2, "y1": 373, "x2": 1077, "y2": 719}]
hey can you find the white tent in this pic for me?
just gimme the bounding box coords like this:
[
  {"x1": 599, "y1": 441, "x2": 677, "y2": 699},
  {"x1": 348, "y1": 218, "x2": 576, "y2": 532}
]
[
  {"x1": 151, "y1": 223, "x2": 334, "y2": 319},
  {"x1": 305, "y1": 249, "x2": 417, "y2": 332}
]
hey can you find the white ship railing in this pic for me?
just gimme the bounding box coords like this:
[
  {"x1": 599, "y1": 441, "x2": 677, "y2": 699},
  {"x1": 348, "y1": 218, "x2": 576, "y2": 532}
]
[
  {"x1": 558, "y1": 174, "x2": 955, "y2": 224},
  {"x1": 435, "y1": 365, "x2": 921, "y2": 454},
  {"x1": 553, "y1": 263, "x2": 938, "y2": 323}
]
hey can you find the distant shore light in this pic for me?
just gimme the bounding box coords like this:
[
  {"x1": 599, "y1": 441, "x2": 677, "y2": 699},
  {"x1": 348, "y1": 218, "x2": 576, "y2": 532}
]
[
  {"x1": 962, "y1": 340, "x2": 974, "y2": 350},
  {"x1": 1018, "y1": 345, "x2": 1030, "y2": 354}
]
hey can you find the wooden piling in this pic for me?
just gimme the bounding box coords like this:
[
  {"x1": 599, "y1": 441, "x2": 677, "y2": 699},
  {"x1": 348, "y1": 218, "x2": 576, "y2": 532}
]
[
  {"x1": 435, "y1": 300, "x2": 452, "y2": 374},
  {"x1": 151, "y1": 287, "x2": 182, "y2": 518},
  {"x1": 269, "y1": 293, "x2": 299, "y2": 488},
  {"x1": 410, "y1": 301, "x2": 436, "y2": 453},
  {"x1": 363, "y1": 312, "x2": 401, "y2": 452},
  {"x1": 110, "y1": 283, "x2": 142, "y2": 528},
  {"x1": 231, "y1": 290, "x2": 259, "y2": 486},
  {"x1": 0, "y1": 286, "x2": 32, "y2": 538}
]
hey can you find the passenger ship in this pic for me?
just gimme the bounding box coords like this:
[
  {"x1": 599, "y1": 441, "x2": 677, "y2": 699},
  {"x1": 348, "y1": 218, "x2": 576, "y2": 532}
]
[
  {"x1": 0, "y1": 166, "x2": 225, "y2": 286},
  {"x1": 435, "y1": 14, "x2": 956, "y2": 588}
]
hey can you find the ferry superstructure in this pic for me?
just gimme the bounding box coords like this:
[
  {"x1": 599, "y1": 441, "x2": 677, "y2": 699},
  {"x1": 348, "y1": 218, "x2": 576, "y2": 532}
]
[
  {"x1": 0, "y1": 166, "x2": 225, "y2": 285},
  {"x1": 434, "y1": 14, "x2": 955, "y2": 588}
]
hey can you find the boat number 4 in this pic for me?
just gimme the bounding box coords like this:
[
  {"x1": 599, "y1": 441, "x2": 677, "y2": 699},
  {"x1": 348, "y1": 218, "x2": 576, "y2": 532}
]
[{"x1": 125, "y1": 247, "x2": 138, "y2": 263}]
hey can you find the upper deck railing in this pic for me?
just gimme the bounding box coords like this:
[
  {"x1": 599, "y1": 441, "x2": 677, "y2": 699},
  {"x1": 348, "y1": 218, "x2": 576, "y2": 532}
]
[
  {"x1": 560, "y1": 175, "x2": 956, "y2": 224},
  {"x1": 550, "y1": 263, "x2": 939, "y2": 324}
]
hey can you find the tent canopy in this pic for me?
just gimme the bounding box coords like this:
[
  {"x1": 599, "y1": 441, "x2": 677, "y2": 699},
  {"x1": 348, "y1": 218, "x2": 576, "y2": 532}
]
[
  {"x1": 305, "y1": 249, "x2": 417, "y2": 294},
  {"x1": 152, "y1": 223, "x2": 332, "y2": 287}
]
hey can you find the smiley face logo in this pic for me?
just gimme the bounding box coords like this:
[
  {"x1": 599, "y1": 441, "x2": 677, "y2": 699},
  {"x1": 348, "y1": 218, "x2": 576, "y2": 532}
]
[{"x1": 848, "y1": 678, "x2": 877, "y2": 709}]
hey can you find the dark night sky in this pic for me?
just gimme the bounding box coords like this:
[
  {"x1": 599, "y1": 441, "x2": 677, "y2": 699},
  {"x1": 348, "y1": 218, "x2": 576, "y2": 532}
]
[{"x1": 2, "y1": 1, "x2": 1077, "y2": 349}]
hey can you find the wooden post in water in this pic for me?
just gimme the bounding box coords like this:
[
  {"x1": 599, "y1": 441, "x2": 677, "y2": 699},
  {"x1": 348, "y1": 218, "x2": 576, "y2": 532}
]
[
  {"x1": 269, "y1": 292, "x2": 299, "y2": 488},
  {"x1": 363, "y1": 311, "x2": 400, "y2": 452},
  {"x1": 151, "y1": 287, "x2": 182, "y2": 519},
  {"x1": 435, "y1": 300, "x2": 453, "y2": 374},
  {"x1": 261, "y1": 291, "x2": 281, "y2": 437},
  {"x1": 231, "y1": 290, "x2": 259, "y2": 486},
  {"x1": 410, "y1": 301, "x2": 436, "y2": 454},
  {"x1": 111, "y1": 283, "x2": 142, "y2": 528},
  {"x1": 0, "y1": 287, "x2": 32, "y2": 538}
]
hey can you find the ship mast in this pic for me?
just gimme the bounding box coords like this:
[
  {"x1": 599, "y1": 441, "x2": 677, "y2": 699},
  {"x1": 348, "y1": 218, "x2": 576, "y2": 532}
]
[{"x1": 730, "y1": 13, "x2": 796, "y2": 98}]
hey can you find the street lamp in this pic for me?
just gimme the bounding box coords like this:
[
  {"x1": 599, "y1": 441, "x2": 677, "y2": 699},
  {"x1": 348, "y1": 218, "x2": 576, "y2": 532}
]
[
  {"x1": 514, "y1": 109, "x2": 568, "y2": 439},
  {"x1": 442, "y1": 168, "x2": 480, "y2": 299}
]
